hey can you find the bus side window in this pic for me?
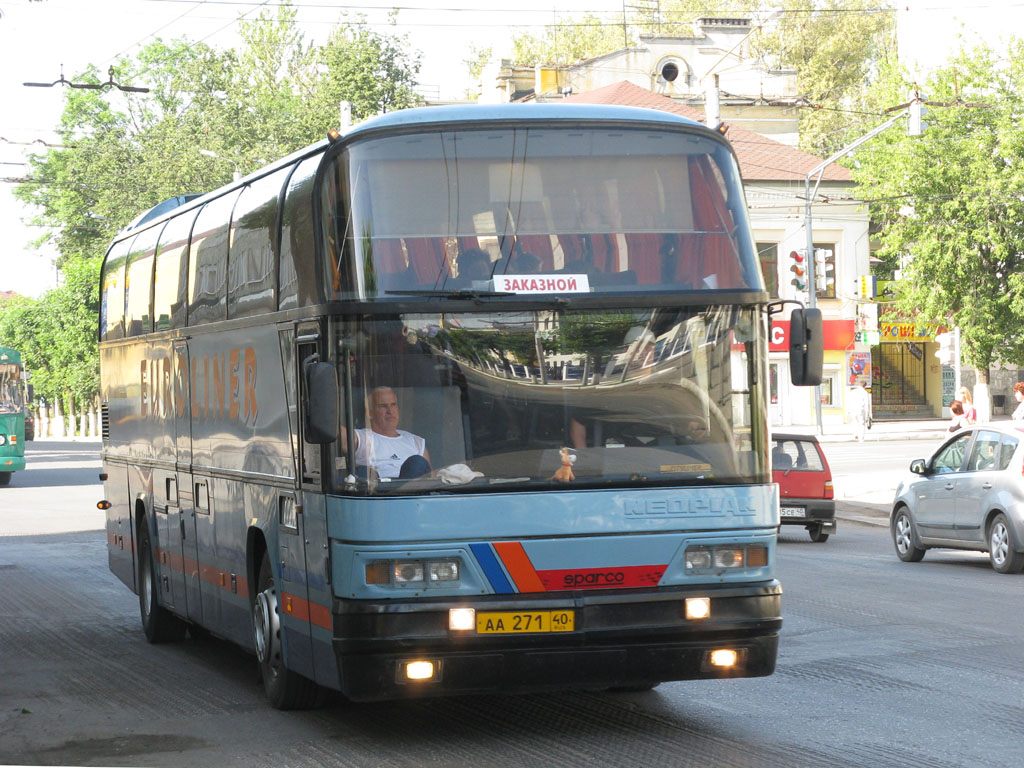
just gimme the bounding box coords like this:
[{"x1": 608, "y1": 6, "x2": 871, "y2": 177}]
[
  {"x1": 280, "y1": 154, "x2": 323, "y2": 311},
  {"x1": 154, "y1": 207, "x2": 200, "y2": 331},
  {"x1": 188, "y1": 191, "x2": 241, "y2": 326},
  {"x1": 229, "y1": 168, "x2": 289, "y2": 319},
  {"x1": 101, "y1": 236, "x2": 135, "y2": 341},
  {"x1": 125, "y1": 224, "x2": 161, "y2": 337}
]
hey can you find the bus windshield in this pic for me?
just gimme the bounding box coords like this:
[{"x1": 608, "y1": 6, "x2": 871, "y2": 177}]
[
  {"x1": 0, "y1": 363, "x2": 24, "y2": 415},
  {"x1": 324, "y1": 125, "x2": 762, "y2": 299},
  {"x1": 331, "y1": 304, "x2": 766, "y2": 495}
]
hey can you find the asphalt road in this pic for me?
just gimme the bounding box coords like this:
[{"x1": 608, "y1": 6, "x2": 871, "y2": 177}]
[{"x1": 2, "y1": 439, "x2": 1022, "y2": 767}]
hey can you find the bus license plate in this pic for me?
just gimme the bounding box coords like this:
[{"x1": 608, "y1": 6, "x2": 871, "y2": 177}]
[
  {"x1": 780, "y1": 506, "x2": 806, "y2": 518},
  {"x1": 476, "y1": 610, "x2": 574, "y2": 634}
]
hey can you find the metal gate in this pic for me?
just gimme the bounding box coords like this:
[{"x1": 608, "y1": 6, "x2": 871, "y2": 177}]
[{"x1": 872, "y1": 342, "x2": 927, "y2": 406}]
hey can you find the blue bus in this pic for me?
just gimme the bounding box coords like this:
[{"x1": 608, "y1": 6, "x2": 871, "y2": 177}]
[
  {"x1": 98, "y1": 104, "x2": 822, "y2": 709},
  {"x1": 0, "y1": 346, "x2": 28, "y2": 484}
]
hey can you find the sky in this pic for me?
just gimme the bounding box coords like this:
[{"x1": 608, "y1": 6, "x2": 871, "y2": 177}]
[{"x1": 2, "y1": 0, "x2": 1023, "y2": 298}]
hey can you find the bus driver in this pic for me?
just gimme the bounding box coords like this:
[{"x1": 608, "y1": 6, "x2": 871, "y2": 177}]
[{"x1": 349, "y1": 386, "x2": 431, "y2": 480}]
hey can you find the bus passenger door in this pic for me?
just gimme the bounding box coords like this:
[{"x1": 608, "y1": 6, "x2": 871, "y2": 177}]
[
  {"x1": 273, "y1": 330, "x2": 328, "y2": 681},
  {"x1": 172, "y1": 340, "x2": 202, "y2": 624}
]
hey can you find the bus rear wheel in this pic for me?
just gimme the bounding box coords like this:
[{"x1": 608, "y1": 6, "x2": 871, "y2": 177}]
[
  {"x1": 138, "y1": 519, "x2": 186, "y2": 643},
  {"x1": 253, "y1": 552, "x2": 322, "y2": 710}
]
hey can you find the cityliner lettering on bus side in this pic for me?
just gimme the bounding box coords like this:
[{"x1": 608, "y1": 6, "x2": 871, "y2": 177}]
[{"x1": 140, "y1": 346, "x2": 258, "y2": 425}]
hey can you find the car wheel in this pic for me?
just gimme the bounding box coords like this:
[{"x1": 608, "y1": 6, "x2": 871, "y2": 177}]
[
  {"x1": 138, "y1": 518, "x2": 187, "y2": 643},
  {"x1": 988, "y1": 514, "x2": 1024, "y2": 574},
  {"x1": 808, "y1": 525, "x2": 830, "y2": 543},
  {"x1": 253, "y1": 552, "x2": 323, "y2": 709},
  {"x1": 892, "y1": 507, "x2": 925, "y2": 562}
]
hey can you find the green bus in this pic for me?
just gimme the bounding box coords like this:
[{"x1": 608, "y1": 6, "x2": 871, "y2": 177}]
[{"x1": 0, "y1": 346, "x2": 28, "y2": 484}]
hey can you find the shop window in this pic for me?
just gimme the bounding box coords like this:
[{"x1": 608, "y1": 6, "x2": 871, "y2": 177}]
[{"x1": 820, "y1": 368, "x2": 840, "y2": 406}]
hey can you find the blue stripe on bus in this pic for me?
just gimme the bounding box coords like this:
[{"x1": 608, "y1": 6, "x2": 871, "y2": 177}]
[{"x1": 470, "y1": 542, "x2": 515, "y2": 594}]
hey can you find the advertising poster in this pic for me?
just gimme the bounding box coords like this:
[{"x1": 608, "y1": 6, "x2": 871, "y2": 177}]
[{"x1": 847, "y1": 352, "x2": 871, "y2": 388}]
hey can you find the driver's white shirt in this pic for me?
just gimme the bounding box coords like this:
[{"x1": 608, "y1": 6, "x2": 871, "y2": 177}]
[{"x1": 354, "y1": 428, "x2": 426, "y2": 478}]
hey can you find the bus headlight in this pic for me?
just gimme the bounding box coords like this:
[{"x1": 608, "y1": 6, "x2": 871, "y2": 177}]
[
  {"x1": 366, "y1": 558, "x2": 463, "y2": 587},
  {"x1": 685, "y1": 545, "x2": 767, "y2": 573},
  {"x1": 394, "y1": 561, "x2": 425, "y2": 583},
  {"x1": 0, "y1": 435, "x2": 6, "y2": 446}
]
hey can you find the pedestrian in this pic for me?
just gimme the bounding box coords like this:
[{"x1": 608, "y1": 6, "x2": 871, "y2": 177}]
[
  {"x1": 1013, "y1": 382, "x2": 1024, "y2": 420},
  {"x1": 948, "y1": 400, "x2": 970, "y2": 432},
  {"x1": 957, "y1": 386, "x2": 976, "y2": 425},
  {"x1": 848, "y1": 382, "x2": 872, "y2": 442}
]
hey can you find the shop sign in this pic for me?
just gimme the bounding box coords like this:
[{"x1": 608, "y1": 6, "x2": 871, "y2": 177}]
[
  {"x1": 878, "y1": 322, "x2": 942, "y2": 342},
  {"x1": 770, "y1": 319, "x2": 855, "y2": 352}
]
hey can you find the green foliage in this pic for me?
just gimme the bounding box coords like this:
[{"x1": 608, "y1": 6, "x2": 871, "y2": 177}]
[
  {"x1": 752, "y1": 0, "x2": 896, "y2": 157},
  {"x1": 463, "y1": 45, "x2": 493, "y2": 100},
  {"x1": 511, "y1": 13, "x2": 632, "y2": 66},
  {"x1": 306, "y1": 15, "x2": 421, "y2": 127},
  {"x1": 8, "y1": 3, "x2": 423, "y2": 412},
  {"x1": 851, "y1": 42, "x2": 1024, "y2": 374},
  {"x1": 0, "y1": 258, "x2": 99, "y2": 410}
]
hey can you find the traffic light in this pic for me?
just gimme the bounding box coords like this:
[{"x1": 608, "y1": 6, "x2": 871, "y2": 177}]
[
  {"x1": 788, "y1": 250, "x2": 807, "y2": 295},
  {"x1": 935, "y1": 331, "x2": 955, "y2": 366},
  {"x1": 814, "y1": 248, "x2": 833, "y2": 293}
]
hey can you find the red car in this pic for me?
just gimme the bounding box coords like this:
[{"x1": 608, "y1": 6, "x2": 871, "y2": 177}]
[{"x1": 772, "y1": 433, "x2": 836, "y2": 542}]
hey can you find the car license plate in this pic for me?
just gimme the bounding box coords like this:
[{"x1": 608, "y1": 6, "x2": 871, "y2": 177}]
[
  {"x1": 476, "y1": 610, "x2": 574, "y2": 634},
  {"x1": 780, "y1": 506, "x2": 806, "y2": 518}
]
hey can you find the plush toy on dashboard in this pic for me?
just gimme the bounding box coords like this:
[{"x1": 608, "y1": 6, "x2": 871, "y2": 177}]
[{"x1": 550, "y1": 446, "x2": 576, "y2": 483}]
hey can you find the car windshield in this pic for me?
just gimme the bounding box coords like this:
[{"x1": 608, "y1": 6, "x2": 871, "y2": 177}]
[{"x1": 328, "y1": 305, "x2": 768, "y2": 495}]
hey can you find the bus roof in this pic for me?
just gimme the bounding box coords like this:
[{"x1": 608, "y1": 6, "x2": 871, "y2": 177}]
[
  {"x1": 108, "y1": 103, "x2": 715, "y2": 246},
  {"x1": 344, "y1": 103, "x2": 708, "y2": 141}
]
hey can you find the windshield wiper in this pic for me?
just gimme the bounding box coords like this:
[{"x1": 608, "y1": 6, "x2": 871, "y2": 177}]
[{"x1": 384, "y1": 288, "x2": 515, "y2": 299}]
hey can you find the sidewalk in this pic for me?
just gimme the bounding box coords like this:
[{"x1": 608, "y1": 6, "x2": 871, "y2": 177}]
[{"x1": 780, "y1": 414, "x2": 1015, "y2": 443}]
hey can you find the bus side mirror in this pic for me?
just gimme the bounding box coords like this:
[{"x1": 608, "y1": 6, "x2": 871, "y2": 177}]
[
  {"x1": 304, "y1": 361, "x2": 339, "y2": 444},
  {"x1": 789, "y1": 308, "x2": 823, "y2": 386}
]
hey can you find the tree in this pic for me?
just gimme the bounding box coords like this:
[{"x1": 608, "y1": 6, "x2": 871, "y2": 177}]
[
  {"x1": 850, "y1": 43, "x2": 1024, "y2": 385},
  {"x1": 9, "y1": 4, "x2": 424, "y2": 427},
  {"x1": 511, "y1": 13, "x2": 630, "y2": 67},
  {"x1": 307, "y1": 15, "x2": 421, "y2": 128},
  {"x1": 751, "y1": 0, "x2": 896, "y2": 157}
]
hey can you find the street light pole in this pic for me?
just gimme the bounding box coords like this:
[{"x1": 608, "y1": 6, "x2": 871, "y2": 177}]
[{"x1": 199, "y1": 149, "x2": 242, "y2": 182}]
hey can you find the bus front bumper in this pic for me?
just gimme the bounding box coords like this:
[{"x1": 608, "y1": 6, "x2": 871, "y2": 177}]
[
  {"x1": 329, "y1": 582, "x2": 782, "y2": 701},
  {"x1": 0, "y1": 456, "x2": 25, "y2": 473}
]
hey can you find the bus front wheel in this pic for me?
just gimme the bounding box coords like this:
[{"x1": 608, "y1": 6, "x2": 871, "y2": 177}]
[
  {"x1": 0, "y1": 472, "x2": 11, "y2": 486},
  {"x1": 253, "y1": 552, "x2": 322, "y2": 710}
]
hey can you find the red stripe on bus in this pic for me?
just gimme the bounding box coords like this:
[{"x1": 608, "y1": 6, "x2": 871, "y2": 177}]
[
  {"x1": 535, "y1": 565, "x2": 667, "y2": 591},
  {"x1": 493, "y1": 541, "x2": 546, "y2": 593},
  {"x1": 281, "y1": 592, "x2": 332, "y2": 630},
  {"x1": 154, "y1": 547, "x2": 249, "y2": 598}
]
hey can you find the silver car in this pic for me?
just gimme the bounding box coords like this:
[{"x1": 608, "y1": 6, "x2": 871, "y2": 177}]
[{"x1": 891, "y1": 424, "x2": 1024, "y2": 573}]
